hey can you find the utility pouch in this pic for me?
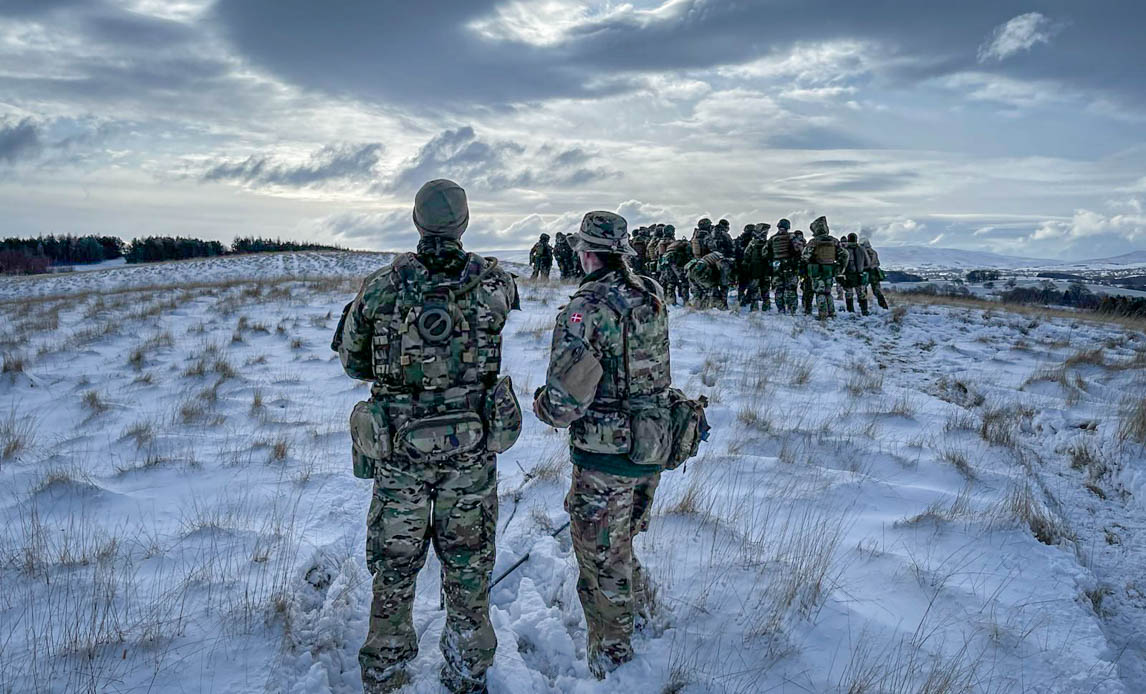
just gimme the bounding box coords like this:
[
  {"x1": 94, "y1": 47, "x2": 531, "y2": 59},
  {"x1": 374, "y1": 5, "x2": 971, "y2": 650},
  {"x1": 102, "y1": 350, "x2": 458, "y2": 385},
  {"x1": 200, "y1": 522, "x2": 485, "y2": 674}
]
[
  {"x1": 629, "y1": 406, "x2": 673, "y2": 468},
  {"x1": 395, "y1": 411, "x2": 484, "y2": 461},
  {"x1": 665, "y1": 388, "x2": 710, "y2": 470},
  {"x1": 349, "y1": 400, "x2": 392, "y2": 479},
  {"x1": 570, "y1": 409, "x2": 632, "y2": 455},
  {"x1": 484, "y1": 375, "x2": 522, "y2": 453}
]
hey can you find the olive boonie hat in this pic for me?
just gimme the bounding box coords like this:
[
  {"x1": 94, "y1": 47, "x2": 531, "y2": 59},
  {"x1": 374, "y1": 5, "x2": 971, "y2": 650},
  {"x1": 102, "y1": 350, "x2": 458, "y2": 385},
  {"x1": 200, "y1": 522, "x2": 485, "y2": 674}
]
[
  {"x1": 570, "y1": 211, "x2": 636, "y2": 256},
  {"x1": 413, "y1": 179, "x2": 469, "y2": 239}
]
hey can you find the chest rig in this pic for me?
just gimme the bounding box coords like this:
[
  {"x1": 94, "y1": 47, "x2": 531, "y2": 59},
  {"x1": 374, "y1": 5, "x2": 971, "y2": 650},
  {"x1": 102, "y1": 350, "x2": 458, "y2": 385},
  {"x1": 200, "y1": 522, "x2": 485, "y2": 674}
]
[{"x1": 370, "y1": 253, "x2": 507, "y2": 394}]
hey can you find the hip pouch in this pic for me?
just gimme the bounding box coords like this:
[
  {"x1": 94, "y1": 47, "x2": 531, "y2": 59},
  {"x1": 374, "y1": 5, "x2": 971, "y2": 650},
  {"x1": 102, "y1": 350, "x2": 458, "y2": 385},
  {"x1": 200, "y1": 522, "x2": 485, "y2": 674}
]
[
  {"x1": 629, "y1": 406, "x2": 673, "y2": 468},
  {"x1": 571, "y1": 409, "x2": 632, "y2": 455},
  {"x1": 395, "y1": 411, "x2": 484, "y2": 462},
  {"x1": 349, "y1": 400, "x2": 392, "y2": 479},
  {"x1": 665, "y1": 388, "x2": 711, "y2": 470},
  {"x1": 484, "y1": 375, "x2": 522, "y2": 453}
]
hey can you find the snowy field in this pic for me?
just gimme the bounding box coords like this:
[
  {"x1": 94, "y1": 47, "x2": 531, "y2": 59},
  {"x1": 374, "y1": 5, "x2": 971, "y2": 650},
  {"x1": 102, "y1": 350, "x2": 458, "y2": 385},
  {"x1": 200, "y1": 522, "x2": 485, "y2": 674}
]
[{"x1": 2, "y1": 252, "x2": 1145, "y2": 693}]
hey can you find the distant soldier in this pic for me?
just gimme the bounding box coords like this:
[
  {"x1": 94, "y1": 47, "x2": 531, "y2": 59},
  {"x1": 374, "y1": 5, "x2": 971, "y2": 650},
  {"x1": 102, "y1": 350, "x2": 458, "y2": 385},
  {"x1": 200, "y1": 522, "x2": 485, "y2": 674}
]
[
  {"x1": 712, "y1": 219, "x2": 736, "y2": 257},
  {"x1": 687, "y1": 251, "x2": 733, "y2": 310},
  {"x1": 691, "y1": 218, "x2": 714, "y2": 259},
  {"x1": 860, "y1": 237, "x2": 890, "y2": 310},
  {"x1": 631, "y1": 226, "x2": 650, "y2": 275},
  {"x1": 532, "y1": 211, "x2": 672, "y2": 679},
  {"x1": 841, "y1": 232, "x2": 870, "y2": 315},
  {"x1": 801, "y1": 216, "x2": 849, "y2": 320},
  {"x1": 646, "y1": 227, "x2": 665, "y2": 278},
  {"x1": 764, "y1": 220, "x2": 799, "y2": 314},
  {"x1": 554, "y1": 232, "x2": 576, "y2": 279},
  {"x1": 659, "y1": 235, "x2": 692, "y2": 306},
  {"x1": 530, "y1": 233, "x2": 554, "y2": 279},
  {"x1": 336, "y1": 179, "x2": 521, "y2": 694},
  {"x1": 792, "y1": 229, "x2": 813, "y2": 315}
]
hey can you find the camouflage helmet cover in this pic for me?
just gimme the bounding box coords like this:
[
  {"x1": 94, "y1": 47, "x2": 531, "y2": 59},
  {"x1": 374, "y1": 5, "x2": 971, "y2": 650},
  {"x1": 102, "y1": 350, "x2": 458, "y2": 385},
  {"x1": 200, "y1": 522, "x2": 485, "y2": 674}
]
[
  {"x1": 664, "y1": 224, "x2": 676, "y2": 236},
  {"x1": 743, "y1": 224, "x2": 755, "y2": 232},
  {"x1": 777, "y1": 218, "x2": 791, "y2": 231},
  {"x1": 810, "y1": 216, "x2": 830, "y2": 237},
  {"x1": 571, "y1": 211, "x2": 636, "y2": 256},
  {"x1": 697, "y1": 218, "x2": 712, "y2": 230},
  {"x1": 540, "y1": 233, "x2": 550, "y2": 242},
  {"x1": 717, "y1": 218, "x2": 730, "y2": 228},
  {"x1": 413, "y1": 179, "x2": 469, "y2": 239},
  {"x1": 555, "y1": 231, "x2": 566, "y2": 240}
]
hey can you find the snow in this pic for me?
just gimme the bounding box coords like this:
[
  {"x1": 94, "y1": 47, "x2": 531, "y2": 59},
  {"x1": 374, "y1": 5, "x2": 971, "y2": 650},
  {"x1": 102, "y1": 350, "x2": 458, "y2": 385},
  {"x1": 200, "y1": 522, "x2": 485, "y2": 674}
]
[{"x1": 2, "y1": 251, "x2": 1145, "y2": 693}]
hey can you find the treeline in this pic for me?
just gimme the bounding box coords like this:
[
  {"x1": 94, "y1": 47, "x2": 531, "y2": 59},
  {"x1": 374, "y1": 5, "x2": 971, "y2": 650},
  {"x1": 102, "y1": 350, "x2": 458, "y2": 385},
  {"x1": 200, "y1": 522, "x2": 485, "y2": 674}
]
[
  {"x1": 1000, "y1": 282, "x2": 1146, "y2": 319},
  {"x1": 2, "y1": 234, "x2": 124, "y2": 265},
  {"x1": 123, "y1": 237, "x2": 228, "y2": 264},
  {"x1": 124, "y1": 236, "x2": 342, "y2": 263},
  {"x1": 1, "y1": 233, "x2": 345, "y2": 274}
]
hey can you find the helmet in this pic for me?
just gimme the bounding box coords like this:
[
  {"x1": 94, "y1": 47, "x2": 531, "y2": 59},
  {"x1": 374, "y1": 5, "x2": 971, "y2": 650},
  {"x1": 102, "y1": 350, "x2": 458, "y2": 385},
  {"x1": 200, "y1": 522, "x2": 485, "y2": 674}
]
[
  {"x1": 664, "y1": 224, "x2": 676, "y2": 237},
  {"x1": 744, "y1": 224, "x2": 755, "y2": 233},
  {"x1": 859, "y1": 235, "x2": 871, "y2": 247},
  {"x1": 697, "y1": 218, "x2": 712, "y2": 230},
  {"x1": 413, "y1": 179, "x2": 469, "y2": 239},
  {"x1": 570, "y1": 211, "x2": 635, "y2": 256},
  {"x1": 810, "y1": 216, "x2": 829, "y2": 237},
  {"x1": 847, "y1": 232, "x2": 858, "y2": 243},
  {"x1": 717, "y1": 219, "x2": 729, "y2": 229},
  {"x1": 777, "y1": 218, "x2": 791, "y2": 231},
  {"x1": 793, "y1": 229, "x2": 804, "y2": 237},
  {"x1": 539, "y1": 233, "x2": 550, "y2": 243}
]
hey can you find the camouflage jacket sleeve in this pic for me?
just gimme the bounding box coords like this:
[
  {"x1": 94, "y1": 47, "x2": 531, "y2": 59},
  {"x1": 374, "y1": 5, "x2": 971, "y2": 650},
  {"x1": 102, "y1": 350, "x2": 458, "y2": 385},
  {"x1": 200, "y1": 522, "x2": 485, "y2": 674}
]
[
  {"x1": 836, "y1": 244, "x2": 850, "y2": 269},
  {"x1": 338, "y1": 265, "x2": 394, "y2": 380},
  {"x1": 800, "y1": 242, "x2": 814, "y2": 263},
  {"x1": 533, "y1": 295, "x2": 609, "y2": 429}
]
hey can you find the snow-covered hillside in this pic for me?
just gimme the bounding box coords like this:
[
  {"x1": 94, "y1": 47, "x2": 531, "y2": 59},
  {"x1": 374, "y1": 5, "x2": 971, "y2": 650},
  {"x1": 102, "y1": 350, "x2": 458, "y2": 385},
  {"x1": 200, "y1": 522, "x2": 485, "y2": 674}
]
[{"x1": 2, "y1": 252, "x2": 1144, "y2": 693}]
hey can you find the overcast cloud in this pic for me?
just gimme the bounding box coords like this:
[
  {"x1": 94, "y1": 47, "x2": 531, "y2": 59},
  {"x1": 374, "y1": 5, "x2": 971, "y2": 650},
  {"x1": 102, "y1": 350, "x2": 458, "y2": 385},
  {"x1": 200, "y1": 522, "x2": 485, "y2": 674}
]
[{"x1": 1, "y1": 0, "x2": 1144, "y2": 259}]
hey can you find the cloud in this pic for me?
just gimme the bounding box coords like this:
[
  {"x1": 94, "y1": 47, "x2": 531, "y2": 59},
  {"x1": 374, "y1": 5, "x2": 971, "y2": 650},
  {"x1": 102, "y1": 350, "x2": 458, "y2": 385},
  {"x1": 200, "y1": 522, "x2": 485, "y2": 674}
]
[
  {"x1": 0, "y1": 118, "x2": 42, "y2": 164},
  {"x1": 978, "y1": 12, "x2": 1059, "y2": 63},
  {"x1": 1032, "y1": 208, "x2": 1146, "y2": 243},
  {"x1": 385, "y1": 126, "x2": 618, "y2": 194},
  {"x1": 201, "y1": 143, "x2": 384, "y2": 188}
]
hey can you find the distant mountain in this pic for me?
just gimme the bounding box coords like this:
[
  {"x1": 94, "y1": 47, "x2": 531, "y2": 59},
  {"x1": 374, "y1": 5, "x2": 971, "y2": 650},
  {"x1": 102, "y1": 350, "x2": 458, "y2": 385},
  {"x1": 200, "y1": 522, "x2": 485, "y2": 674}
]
[
  {"x1": 1069, "y1": 250, "x2": 1146, "y2": 267},
  {"x1": 877, "y1": 246, "x2": 1054, "y2": 270}
]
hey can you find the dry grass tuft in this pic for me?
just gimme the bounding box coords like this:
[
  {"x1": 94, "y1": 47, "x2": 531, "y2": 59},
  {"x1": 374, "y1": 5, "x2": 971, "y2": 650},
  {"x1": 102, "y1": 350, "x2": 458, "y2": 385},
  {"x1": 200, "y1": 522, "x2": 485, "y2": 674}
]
[
  {"x1": 845, "y1": 368, "x2": 884, "y2": 397},
  {"x1": 2, "y1": 352, "x2": 27, "y2": 374},
  {"x1": 1118, "y1": 395, "x2": 1146, "y2": 445}
]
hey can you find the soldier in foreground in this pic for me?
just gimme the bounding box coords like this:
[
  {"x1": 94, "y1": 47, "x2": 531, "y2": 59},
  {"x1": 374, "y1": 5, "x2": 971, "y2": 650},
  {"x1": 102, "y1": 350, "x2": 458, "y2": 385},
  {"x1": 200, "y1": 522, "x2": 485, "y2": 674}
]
[
  {"x1": 335, "y1": 179, "x2": 521, "y2": 694},
  {"x1": 801, "y1": 216, "x2": 849, "y2": 320},
  {"x1": 860, "y1": 237, "x2": 890, "y2": 310},
  {"x1": 533, "y1": 211, "x2": 707, "y2": 679},
  {"x1": 841, "y1": 232, "x2": 870, "y2": 315},
  {"x1": 530, "y1": 233, "x2": 554, "y2": 279}
]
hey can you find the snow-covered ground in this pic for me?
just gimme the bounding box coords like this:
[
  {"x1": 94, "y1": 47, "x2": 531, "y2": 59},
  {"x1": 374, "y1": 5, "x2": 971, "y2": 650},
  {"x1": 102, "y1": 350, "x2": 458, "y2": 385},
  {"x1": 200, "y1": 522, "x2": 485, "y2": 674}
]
[{"x1": 2, "y1": 252, "x2": 1145, "y2": 693}]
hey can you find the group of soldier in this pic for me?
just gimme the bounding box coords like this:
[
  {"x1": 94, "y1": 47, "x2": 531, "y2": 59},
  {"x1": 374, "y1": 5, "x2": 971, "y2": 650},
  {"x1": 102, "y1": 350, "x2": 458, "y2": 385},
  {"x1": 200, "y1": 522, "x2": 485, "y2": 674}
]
[
  {"x1": 338, "y1": 180, "x2": 708, "y2": 694},
  {"x1": 530, "y1": 215, "x2": 890, "y2": 320}
]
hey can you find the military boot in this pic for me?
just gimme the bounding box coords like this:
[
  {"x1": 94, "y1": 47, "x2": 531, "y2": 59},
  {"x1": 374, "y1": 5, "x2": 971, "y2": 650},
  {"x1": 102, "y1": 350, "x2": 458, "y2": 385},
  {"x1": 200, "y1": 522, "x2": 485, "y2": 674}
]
[
  {"x1": 876, "y1": 294, "x2": 889, "y2": 310},
  {"x1": 440, "y1": 663, "x2": 488, "y2": 694},
  {"x1": 362, "y1": 667, "x2": 411, "y2": 694},
  {"x1": 859, "y1": 298, "x2": 870, "y2": 316},
  {"x1": 845, "y1": 296, "x2": 855, "y2": 313}
]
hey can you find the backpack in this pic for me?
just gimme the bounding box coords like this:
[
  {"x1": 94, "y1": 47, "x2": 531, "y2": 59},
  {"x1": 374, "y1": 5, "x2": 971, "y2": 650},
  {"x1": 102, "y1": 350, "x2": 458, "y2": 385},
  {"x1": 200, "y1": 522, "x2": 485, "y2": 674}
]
[{"x1": 665, "y1": 389, "x2": 709, "y2": 469}]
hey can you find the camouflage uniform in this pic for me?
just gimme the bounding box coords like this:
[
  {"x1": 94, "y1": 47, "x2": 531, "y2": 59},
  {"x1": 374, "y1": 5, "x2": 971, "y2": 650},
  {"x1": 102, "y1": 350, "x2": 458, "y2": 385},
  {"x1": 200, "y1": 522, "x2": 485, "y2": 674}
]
[
  {"x1": 741, "y1": 225, "x2": 771, "y2": 312},
  {"x1": 630, "y1": 227, "x2": 649, "y2": 276},
  {"x1": 530, "y1": 234, "x2": 554, "y2": 279},
  {"x1": 687, "y1": 252, "x2": 733, "y2": 310},
  {"x1": 554, "y1": 232, "x2": 576, "y2": 279},
  {"x1": 690, "y1": 218, "x2": 713, "y2": 260},
  {"x1": 337, "y1": 179, "x2": 520, "y2": 694},
  {"x1": 765, "y1": 221, "x2": 799, "y2": 314},
  {"x1": 659, "y1": 238, "x2": 692, "y2": 306},
  {"x1": 800, "y1": 216, "x2": 849, "y2": 320},
  {"x1": 792, "y1": 230, "x2": 813, "y2": 315},
  {"x1": 533, "y1": 211, "x2": 671, "y2": 679},
  {"x1": 860, "y1": 238, "x2": 890, "y2": 310},
  {"x1": 840, "y1": 233, "x2": 870, "y2": 315}
]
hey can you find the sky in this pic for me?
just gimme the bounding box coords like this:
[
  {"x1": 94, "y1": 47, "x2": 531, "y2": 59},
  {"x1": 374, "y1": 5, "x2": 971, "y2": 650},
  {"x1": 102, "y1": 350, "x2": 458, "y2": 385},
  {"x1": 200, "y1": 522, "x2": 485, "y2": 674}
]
[{"x1": 1, "y1": 0, "x2": 1145, "y2": 260}]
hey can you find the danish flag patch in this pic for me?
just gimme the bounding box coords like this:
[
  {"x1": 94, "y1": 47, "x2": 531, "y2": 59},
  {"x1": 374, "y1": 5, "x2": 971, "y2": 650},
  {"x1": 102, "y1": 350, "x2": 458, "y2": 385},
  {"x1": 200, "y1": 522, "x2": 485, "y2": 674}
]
[{"x1": 570, "y1": 313, "x2": 583, "y2": 323}]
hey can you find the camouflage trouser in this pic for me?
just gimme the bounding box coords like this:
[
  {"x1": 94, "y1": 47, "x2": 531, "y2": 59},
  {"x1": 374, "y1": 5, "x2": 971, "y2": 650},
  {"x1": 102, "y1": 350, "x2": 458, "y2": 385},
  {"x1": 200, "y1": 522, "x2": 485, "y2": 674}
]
[
  {"x1": 738, "y1": 278, "x2": 767, "y2": 310},
  {"x1": 868, "y1": 278, "x2": 889, "y2": 309},
  {"x1": 808, "y1": 266, "x2": 837, "y2": 319},
  {"x1": 530, "y1": 264, "x2": 551, "y2": 280},
  {"x1": 772, "y1": 272, "x2": 798, "y2": 314},
  {"x1": 565, "y1": 466, "x2": 660, "y2": 678},
  {"x1": 361, "y1": 450, "x2": 498, "y2": 691},
  {"x1": 843, "y1": 272, "x2": 869, "y2": 314},
  {"x1": 663, "y1": 266, "x2": 689, "y2": 305}
]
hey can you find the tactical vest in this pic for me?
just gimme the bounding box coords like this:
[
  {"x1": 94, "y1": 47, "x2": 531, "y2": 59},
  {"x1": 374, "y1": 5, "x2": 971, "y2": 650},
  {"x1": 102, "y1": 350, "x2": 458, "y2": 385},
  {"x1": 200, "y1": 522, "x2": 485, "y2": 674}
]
[
  {"x1": 370, "y1": 253, "x2": 508, "y2": 394},
  {"x1": 574, "y1": 275, "x2": 671, "y2": 407},
  {"x1": 812, "y1": 238, "x2": 837, "y2": 264},
  {"x1": 845, "y1": 242, "x2": 865, "y2": 274},
  {"x1": 770, "y1": 232, "x2": 792, "y2": 260}
]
